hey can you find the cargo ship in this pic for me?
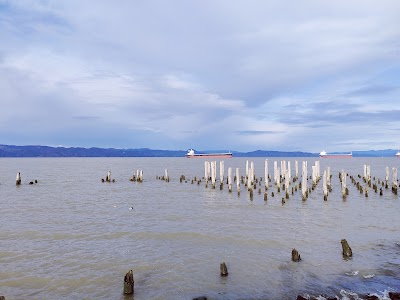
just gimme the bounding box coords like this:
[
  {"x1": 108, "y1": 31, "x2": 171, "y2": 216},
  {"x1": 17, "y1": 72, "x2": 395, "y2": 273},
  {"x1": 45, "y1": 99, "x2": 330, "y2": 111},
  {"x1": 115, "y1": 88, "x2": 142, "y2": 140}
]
[
  {"x1": 185, "y1": 149, "x2": 232, "y2": 158},
  {"x1": 396, "y1": 151, "x2": 400, "y2": 158},
  {"x1": 319, "y1": 150, "x2": 352, "y2": 158}
]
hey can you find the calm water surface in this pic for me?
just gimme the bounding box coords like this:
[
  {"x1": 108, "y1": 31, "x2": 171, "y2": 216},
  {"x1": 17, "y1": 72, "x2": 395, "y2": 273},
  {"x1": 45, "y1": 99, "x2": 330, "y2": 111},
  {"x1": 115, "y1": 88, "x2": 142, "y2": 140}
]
[{"x1": 0, "y1": 157, "x2": 399, "y2": 300}]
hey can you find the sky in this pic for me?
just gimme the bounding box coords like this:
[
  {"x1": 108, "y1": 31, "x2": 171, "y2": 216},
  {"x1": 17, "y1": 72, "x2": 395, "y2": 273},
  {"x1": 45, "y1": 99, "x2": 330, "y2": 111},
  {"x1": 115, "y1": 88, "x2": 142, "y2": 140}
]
[{"x1": 0, "y1": 0, "x2": 399, "y2": 152}]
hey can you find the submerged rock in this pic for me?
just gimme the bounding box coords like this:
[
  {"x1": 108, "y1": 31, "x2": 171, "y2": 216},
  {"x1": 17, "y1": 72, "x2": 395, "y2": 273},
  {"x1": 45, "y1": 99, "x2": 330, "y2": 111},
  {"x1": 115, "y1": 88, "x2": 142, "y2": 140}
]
[{"x1": 389, "y1": 292, "x2": 400, "y2": 300}]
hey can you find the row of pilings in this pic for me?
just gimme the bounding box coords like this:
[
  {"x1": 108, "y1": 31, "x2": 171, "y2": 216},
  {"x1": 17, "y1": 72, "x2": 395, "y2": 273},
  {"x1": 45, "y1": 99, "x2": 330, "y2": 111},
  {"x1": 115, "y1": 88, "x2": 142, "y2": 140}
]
[
  {"x1": 175, "y1": 160, "x2": 399, "y2": 202},
  {"x1": 7, "y1": 161, "x2": 399, "y2": 200}
]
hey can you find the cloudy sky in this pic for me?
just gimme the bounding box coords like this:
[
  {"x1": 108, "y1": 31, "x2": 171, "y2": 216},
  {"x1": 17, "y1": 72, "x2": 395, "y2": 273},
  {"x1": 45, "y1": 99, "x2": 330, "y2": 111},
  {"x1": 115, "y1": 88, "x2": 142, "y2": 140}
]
[{"x1": 0, "y1": 1, "x2": 399, "y2": 152}]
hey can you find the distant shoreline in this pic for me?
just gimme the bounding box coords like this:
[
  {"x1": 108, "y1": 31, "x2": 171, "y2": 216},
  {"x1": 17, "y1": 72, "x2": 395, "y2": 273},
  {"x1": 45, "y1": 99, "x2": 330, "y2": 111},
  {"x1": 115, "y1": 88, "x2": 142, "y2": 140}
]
[{"x1": 0, "y1": 145, "x2": 398, "y2": 157}]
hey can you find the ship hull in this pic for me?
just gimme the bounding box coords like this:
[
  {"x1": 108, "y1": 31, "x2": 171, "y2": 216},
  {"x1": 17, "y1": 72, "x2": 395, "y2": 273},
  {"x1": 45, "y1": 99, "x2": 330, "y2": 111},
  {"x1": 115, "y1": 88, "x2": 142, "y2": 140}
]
[
  {"x1": 185, "y1": 153, "x2": 233, "y2": 158},
  {"x1": 320, "y1": 154, "x2": 352, "y2": 158}
]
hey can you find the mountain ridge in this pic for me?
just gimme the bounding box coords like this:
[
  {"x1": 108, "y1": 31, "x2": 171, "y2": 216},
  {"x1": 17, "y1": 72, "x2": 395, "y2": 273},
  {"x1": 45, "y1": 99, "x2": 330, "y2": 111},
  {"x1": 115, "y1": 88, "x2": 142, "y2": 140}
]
[{"x1": 0, "y1": 145, "x2": 399, "y2": 157}]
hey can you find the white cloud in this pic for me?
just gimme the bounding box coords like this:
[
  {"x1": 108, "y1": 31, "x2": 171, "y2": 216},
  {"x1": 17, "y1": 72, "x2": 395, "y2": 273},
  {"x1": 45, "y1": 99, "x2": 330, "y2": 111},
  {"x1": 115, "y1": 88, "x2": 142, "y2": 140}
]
[{"x1": 0, "y1": 0, "x2": 400, "y2": 151}]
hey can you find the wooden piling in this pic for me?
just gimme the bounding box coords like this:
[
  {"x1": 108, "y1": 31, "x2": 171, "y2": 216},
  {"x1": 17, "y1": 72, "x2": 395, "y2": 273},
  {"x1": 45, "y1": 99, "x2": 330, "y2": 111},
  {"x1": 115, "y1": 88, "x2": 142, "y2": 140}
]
[
  {"x1": 301, "y1": 161, "x2": 307, "y2": 201},
  {"x1": 211, "y1": 161, "x2": 216, "y2": 189},
  {"x1": 341, "y1": 170, "x2": 347, "y2": 199},
  {"x1": 236, "y1": 168, "x2": 240, "y2": 195},
  {"x1": 106, "y1": 170, "x2": 111, "y2": 182},
  {"x1": 245, "y1": 160, "x2": 249, "y2": 183},
  {"x1": 285, "y1": 170, "x2": 290, "y2": 199},
  {"x1": 220, "y1": 161, "x2": 224, "y2": 185},
  {"x1": 323, "y1": 169, "x2": 328, "y2": 201},
  {"x1": 165, "y1": 169, "x2": 169, "y2": 182},
  {"x1": 220, "y1": 262, "x2": 228, "y2": 277},
  {"x1": 341, "y1": 239, "x2": 352, "y2": 257},
  {"x1": 291, "y1": 248, "x2": 301, "y2": 262},
  {"x1": 264, "y1": 159, "x2": 268, "y2": 190},
  {"x1": 225, "y1": 167, "x2": 231, "y2": 193},
  {"x1": 276, "y1": 167, "x2": 281, "y2": 193},
  {"x1": 123, "y1": 270, "x2": 134, "y2": 294},
  {"x1": 16, "y1": 172, "x2": 21, "y2": 186},
  {"x1": 385, "y1": 166, "x2": 389, "y2": 188}
]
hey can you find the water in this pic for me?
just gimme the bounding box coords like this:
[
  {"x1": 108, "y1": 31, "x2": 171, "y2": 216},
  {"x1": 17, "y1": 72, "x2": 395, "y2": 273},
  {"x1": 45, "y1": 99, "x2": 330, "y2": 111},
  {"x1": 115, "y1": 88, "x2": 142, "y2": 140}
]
[{"x1": 0, "y1": 157, "x2": 399, "y2": 300}]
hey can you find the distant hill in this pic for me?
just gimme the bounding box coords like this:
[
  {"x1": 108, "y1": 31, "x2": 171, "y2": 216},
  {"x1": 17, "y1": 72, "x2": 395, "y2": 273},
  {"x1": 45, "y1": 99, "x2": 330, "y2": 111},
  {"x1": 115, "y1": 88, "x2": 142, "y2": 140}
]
[
  {"x1": 0, "y1": 145, "x2": 397, "y2": 157},
  {"x1": 0, "y1": 145, "x2": 318, "y2": 157},
  {"x1": 352, "y1": 149, "x2": 399, "y2": 157}
]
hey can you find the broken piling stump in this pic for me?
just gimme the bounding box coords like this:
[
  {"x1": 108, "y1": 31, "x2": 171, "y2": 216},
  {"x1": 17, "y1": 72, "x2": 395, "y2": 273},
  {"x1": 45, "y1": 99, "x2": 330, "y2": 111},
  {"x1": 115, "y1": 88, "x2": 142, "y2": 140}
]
[
  {"x1": 220, "y1": 262, "x2": 228, "y2": 277},
  {"x1": 341, "y1": 239, "x2": 353, "y2": 258},
  {"x1": 16, "y1": 172, "x2": 21, "y2": 186},
  {"x1": 291, "y1": 248, "x2": 301, "y2": 262},
  {"x1": 123, "y1": 270, "x2": 134, "y2": 294}
]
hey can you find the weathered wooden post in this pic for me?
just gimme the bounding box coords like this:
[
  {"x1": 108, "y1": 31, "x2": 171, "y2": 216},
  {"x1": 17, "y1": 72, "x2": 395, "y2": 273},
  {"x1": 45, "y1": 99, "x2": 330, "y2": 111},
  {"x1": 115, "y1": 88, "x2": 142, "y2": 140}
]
[
  {"x1": 302, "y1": 161, "x2": 307, "y2": 201},
  {"x1": 341, "y1": 170, "x2": 347, "y2": 199},
  {"x1": 315, "y1": 161, "x2": 320, "y2": 182},
  {"x1": 123, "y1": 270, "x2": 134, "y2": 294},
  {"x1": 367, "y1": 165, "x2": 371, "y2": 187},
  {"x1": 245, "y1": 160, "x2": 249, "y2": 183},
  {"x1": 236, "y1": 168, "x2": 240, "y2": 195},
  {"x1": 363, "y1": 164, "x2": 367, "y2": 182},
  {"x1": 276, "y1": 167, "x2": 281, "y2": 192},
  {"x1": 385, "y1": 166, "x2": 389, "y2": 188},
  {"x1": 211, "y1": 161, "x2": 216, "y2": 189},
  {"x1": 291, "y1": 248, "x2": 301, "y2": 262},
  {"x1": 392, "y1": 167, "x2": 398, "y2": 195},
  {"x1": 106, "y1": 170, "x2": 111, "y2": 182},
  {"x1": 164, "y1": 169, "x2": 169, "y2": 182},
  {"x1": 220, "y1": 161, "x2": 224, "y2": 190},
  {"x1": 220, "y1": 262, "x2": 228, "y2": 277},
  {"x1": 16, "y1": 172, "x2": 21, "y2": 186},
  {"x1": 247, "y1": 163, "x2": 252, "y2": 191},
  {"x1": 264, "y1": 159, "x2": 268, "y2": 190},
  {"x1": 287, "y1": 161, "x2": 291, "y2": 182},
  {"x1": 250, "y1": 161, "x2": 255, "y2": 185},
  {"x1": 139, "y1": 170, "x2": 143, "y2": 182},
  {"x1": 323, "y1": 169, "x2": 328, "y2": 201},
  {"x1": 327, "y1": 166, "x2": 331, "y2": 191},
  {"x1": 228, "y1": 167, "x2": 232, "y2": 193},
  {"x1": 312, "y1": 165, "x2": 316, "y2": 189},
  {"x1": 274, "y1": 161, "x2": 278, "y2": 185},
  {"x1": 285, "y1": 170, "x2": 290, "y2": 199},
  {"x1": 341, "y1": 239, "x2": 352, "y2": 257},
  {"x1": 295, "y1": 160, "x2": 299, "y2": 180}
]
